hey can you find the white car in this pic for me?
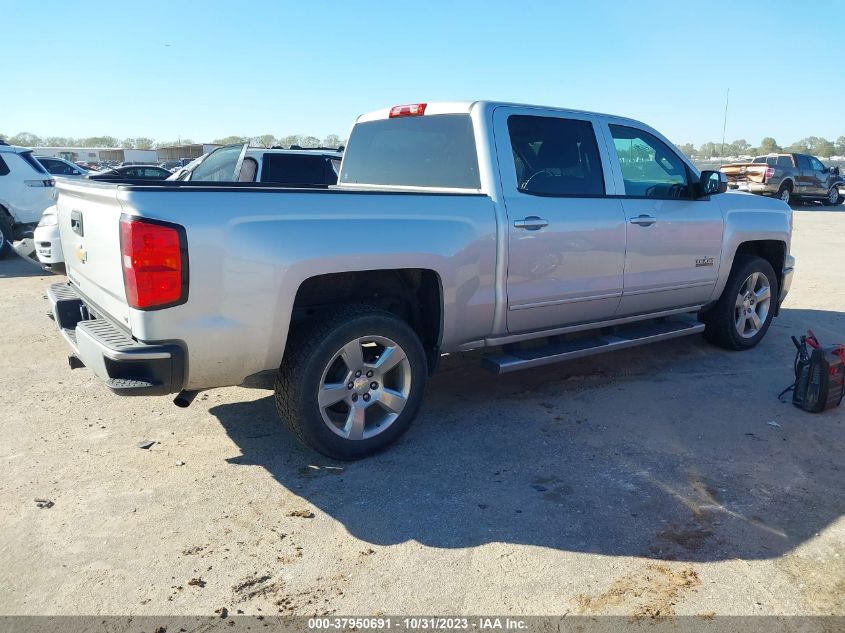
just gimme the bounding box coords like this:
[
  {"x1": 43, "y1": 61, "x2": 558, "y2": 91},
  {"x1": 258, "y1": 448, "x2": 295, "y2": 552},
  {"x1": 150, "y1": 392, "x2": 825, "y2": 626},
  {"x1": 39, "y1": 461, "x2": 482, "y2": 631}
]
[
  {"x1": 35, "y1": 156, "x2": 89, "y2": 178},
  {"x1": 0, "y1": 140, "x2": 57, "y2": 259},
  {"x1": 34, "y1": 205, "x2": 63, "y2": 273}
]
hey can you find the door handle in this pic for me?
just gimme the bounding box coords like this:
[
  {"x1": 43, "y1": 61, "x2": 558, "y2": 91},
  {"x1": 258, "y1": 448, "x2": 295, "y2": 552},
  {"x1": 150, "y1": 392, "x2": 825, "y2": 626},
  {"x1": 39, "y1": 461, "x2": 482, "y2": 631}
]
[
  {"x1": 514, "y1": 216, "x2": 549, "y2": 230},
  {"x1": 629, "y1": 214, "x2": 657, "y2": 227}
]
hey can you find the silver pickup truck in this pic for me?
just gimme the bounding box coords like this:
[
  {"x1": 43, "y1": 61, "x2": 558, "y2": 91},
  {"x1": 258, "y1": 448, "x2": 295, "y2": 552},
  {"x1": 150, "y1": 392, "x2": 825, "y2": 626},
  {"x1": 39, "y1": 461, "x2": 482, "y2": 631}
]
[{"x1": 50, "y1": 101, "x2": 794, "y2": 459}]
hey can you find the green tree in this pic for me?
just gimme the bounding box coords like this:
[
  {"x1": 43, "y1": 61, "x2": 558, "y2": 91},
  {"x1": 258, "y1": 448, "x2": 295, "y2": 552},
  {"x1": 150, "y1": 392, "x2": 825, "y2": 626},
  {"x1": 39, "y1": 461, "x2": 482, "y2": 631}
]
[
  {"x1": 676, "y1": 143, "x2": 696, "y2": 159},
  {"x1": 121, "y1": 138, "x2": 134, "y2": 149},
  {"x1": 758, "y1": 137, "x2": 780, "y2": 154},
  {"x1": 300, "y1": 136, "x2": 321, "y2": 148},
  {"x1": 279, "y1": 134, "x2": 303, "y2": 148},
  {"x1": 8, "y1": 132, "x2": 43, "y2": 147},
  {"x1": 836, "y1": 136, "x2": 845, "y2": 156},
  {"x1": 698, "y1": 142, "x2": 717, "y2": 159},
  {"x1": 79, "y1": 136, "x2": 119, "y2": 147},
  {"x1": 322, "y1": 134, "x2": 342, "y2": 148},
  {"x1": 134, "y1": 137, "x2": 154, "y2": 150},
  {"x1": 211, "y1": 135, "x2": 249, "y2": 145},
  {"x1": 253, "y1": 134, "x2": 277, "y2": 148}
]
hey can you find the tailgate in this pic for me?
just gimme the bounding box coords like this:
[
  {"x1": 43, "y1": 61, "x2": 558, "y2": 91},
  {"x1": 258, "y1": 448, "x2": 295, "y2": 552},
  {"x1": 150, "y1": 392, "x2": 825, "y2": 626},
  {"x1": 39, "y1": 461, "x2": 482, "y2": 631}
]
[
  {"x1": 720, "y1": 163, "x2": 767, "y2": 183},
  {"x1": 56, "y1": 180, "x2": 131, "y2": 327}
]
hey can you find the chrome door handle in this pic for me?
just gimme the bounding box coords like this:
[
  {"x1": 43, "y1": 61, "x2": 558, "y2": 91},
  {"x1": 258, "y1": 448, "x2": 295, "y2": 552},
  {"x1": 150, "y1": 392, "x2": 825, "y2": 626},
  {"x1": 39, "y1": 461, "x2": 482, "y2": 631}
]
[
  {"x1": 514, "y1": 216, "x2": 549, "y2": 230},
  {"x1": 630, "y1": 214, "x2": 657, "y2": 226}
]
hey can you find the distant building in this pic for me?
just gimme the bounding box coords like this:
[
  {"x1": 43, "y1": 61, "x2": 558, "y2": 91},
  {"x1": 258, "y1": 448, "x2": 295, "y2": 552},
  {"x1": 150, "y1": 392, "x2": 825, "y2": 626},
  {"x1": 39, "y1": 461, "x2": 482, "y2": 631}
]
[
  {"x1": 32, "y1": 147, "x2": 158, "y2": 164},
  {"x1": 156, "y1": 144, "x2": 221, "y2": 161}
]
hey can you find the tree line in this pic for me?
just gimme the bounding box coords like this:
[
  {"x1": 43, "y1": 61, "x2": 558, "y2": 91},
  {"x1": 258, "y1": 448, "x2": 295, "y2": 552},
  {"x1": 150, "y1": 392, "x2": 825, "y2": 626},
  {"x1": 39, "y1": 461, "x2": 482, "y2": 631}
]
[
  {"x1": 0, "y1": 132, "x2": 346, "y2": 150},
  {"x1": 678, "y1": 136, "x2": 845, "y2": 160}
]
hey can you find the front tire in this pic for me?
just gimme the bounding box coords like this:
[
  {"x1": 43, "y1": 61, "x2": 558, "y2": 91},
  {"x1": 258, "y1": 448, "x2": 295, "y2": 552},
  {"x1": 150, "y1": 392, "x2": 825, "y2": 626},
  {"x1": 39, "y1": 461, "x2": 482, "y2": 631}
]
[
  {"x1": 827, "y1": 186, "x2": 843, "y2": 206},
  {"x1": 703, "y1": 255, "x2": 778, "y2": 350},
  {"x1": 0, "y1": 214, "x2": 12, "y2": 260},
  {"x1": 274, "y1": 306, "x2": 428, "y2": 460}
]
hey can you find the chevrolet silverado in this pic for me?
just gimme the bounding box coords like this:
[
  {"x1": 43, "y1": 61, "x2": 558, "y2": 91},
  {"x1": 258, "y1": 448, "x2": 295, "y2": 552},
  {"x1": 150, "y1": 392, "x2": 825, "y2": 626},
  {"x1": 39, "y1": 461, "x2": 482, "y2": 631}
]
[{"x1": 49, "y1": 101, "x2": 794, "y2": 459}]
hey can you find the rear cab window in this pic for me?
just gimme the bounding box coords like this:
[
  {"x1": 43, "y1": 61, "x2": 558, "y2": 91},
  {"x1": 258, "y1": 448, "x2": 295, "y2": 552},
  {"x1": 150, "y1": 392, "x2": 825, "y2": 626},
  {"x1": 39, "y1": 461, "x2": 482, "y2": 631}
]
[{"x1": 340, "y1": 114, "x2": 481, "y2": 190}]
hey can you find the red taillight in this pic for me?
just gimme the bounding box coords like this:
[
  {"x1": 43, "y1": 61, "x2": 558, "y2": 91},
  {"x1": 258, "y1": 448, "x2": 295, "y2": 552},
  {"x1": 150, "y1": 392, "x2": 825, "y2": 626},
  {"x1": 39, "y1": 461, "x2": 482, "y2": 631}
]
[
  {"x1": 119, "y1": 216, "x2": 187, "y2": 310},
  {"x1": 389, "y1": 103, "x2": 427, "y2": 118},
  {"x1": 765, "y1": 167, "x2": 774, "y2": 181}
]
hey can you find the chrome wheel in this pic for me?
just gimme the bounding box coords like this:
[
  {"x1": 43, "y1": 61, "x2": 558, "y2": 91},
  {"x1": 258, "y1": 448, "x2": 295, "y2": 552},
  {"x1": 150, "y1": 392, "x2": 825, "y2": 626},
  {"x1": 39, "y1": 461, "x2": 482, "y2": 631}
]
[
  {"x1": 734, "y1": 272, "x2": 771, "y2": 338},
  {"x1": 317, "y1": 335, "x2": 411, "y2": 441},
  {"x1": 780, "y1": 188, "x2": 791, "y2": 203},
  {"x1": 829, "y1": 187, "x2": 840, "y2": 205}
]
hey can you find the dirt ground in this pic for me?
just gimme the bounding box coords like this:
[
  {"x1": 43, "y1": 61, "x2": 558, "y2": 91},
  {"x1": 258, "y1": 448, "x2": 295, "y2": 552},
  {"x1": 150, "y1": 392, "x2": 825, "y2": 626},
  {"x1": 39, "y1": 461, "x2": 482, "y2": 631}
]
[{"x1": 1, "y1": 207, "x2": 843, "y2": 618}]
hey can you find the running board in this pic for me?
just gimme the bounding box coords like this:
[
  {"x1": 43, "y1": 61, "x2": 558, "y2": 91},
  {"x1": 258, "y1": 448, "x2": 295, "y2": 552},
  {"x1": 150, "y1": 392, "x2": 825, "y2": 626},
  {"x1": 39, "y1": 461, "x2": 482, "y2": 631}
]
[{"x1": 482, "y1": 318, "x2": 705, "y2": 374}]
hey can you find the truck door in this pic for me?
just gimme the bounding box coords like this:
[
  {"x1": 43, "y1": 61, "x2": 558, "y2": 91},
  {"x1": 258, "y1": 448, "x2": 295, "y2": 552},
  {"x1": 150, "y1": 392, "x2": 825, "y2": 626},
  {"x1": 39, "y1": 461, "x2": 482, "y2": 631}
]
[
  {"x1": 794, "y1": 154, "x2": 816, "y2": 197},
  {"x1": 598, "y1": 120, "x2": 723, "y2": 316},
  {"x1": 807, "y1": 155, "x2": 830, "y2": 196},
  {"x1": 492, "y1": 107, "x2": 626, "y2": 333}
]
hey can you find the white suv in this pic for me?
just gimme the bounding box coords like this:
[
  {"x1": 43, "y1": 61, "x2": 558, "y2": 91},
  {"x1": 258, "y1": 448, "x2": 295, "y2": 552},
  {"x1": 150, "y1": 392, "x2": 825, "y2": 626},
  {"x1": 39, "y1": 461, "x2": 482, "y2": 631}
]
[{"x1": 0, "y1": 140, "x2": 57, "y2": 259}]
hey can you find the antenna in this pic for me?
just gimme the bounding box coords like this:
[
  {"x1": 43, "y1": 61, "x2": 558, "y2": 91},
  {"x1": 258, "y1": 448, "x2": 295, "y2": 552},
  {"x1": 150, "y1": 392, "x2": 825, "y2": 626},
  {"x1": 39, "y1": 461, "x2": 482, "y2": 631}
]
[{"x1": 719, "y1": 88, "x2": 730, "y2": 167}]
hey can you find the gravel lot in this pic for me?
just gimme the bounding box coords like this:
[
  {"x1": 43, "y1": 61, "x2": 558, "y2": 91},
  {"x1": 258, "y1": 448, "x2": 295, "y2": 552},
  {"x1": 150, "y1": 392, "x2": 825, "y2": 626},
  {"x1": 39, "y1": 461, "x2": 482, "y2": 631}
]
[{"x1": 1, "y1": 206, "x2": 843, "y2": 618}]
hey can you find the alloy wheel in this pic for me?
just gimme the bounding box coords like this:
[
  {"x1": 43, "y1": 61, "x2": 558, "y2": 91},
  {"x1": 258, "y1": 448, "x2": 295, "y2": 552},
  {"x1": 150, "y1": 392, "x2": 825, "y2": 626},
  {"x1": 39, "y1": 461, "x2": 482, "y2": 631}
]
[
  {"x1": 317, "y1": 335, "x2": 412, "y2": 441},
  {"x1": 734, "y1": 272, "x2": 772, "y2": 338}
]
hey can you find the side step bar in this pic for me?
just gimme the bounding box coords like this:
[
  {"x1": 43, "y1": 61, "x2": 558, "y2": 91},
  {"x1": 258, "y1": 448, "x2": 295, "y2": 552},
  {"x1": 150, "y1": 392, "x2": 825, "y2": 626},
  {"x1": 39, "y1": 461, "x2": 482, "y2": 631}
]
[{"x1": 482, "y1": 318, "x2": 705, "y2": 374}]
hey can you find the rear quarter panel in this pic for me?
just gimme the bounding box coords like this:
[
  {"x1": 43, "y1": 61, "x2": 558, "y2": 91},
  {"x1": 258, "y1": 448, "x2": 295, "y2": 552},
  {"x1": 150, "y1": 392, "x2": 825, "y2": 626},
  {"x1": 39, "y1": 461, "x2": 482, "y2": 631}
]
[{"x1": 120, "y1": 188, "x2": 498, "y2": 390}]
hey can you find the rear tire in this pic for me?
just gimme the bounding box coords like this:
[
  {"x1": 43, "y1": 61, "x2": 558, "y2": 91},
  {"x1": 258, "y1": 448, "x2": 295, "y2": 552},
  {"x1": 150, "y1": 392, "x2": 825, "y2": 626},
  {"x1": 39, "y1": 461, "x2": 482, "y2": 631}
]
[
  {"x1": 274, "y1": 305, "x2": 428, "y2": 460},
  {"x1": 703, "y1": 255, "x2": 778, "y2": 350},
  {"x1": 776, "y1": 183, "x2": 792, "y2": 205},
  {"x1": 0, "y1": 214, "x2": 12, "y2": 260}
]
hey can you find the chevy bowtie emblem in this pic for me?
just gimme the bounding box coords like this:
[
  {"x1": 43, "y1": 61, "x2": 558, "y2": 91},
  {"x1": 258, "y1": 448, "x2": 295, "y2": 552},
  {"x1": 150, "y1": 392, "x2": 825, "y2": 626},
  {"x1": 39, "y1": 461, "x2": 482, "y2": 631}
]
[{"x1": 75, "y1": 244, "x2": 87, "y2": 264}]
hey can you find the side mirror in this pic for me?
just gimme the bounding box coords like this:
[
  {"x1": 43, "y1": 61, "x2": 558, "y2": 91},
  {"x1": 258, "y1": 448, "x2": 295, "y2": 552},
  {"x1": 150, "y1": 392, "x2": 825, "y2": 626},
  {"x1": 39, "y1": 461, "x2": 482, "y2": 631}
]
[
  {"x1": 831, "y1": 166, "x2": 840, "y2": 176},
  {"x1": 699, "y1": 170, "x2": 728, "y2": 197}
]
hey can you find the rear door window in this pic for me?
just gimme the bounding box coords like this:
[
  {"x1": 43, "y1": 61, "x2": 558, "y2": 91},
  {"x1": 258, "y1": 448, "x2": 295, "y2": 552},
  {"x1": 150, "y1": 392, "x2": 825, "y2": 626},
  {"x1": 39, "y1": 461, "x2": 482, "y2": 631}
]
[
  {"x1": 340, "y1": 114, "x2": 480, "y2": 189},
  {"x1": 260, "y1": 154, "x2": 336, "y2": 185},
  {"x1": 609, "y1": 125, "x2": 690, "y2": 199},
  {"x1": 776, "y1": 155, "x2": 792, "y2": 168},
  {"x1": 506, "y1": 115, "x2": 604, "y2": 196},
  {"x1": 796, "y1": 155, "x2": 812, "y2": 170}
]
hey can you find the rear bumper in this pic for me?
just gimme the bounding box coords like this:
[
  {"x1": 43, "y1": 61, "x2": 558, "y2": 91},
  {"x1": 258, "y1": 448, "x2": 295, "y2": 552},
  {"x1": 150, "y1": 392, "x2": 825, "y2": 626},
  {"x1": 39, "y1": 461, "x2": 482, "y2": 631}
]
[{"x1": 48, "y1": 282, "x2": 185, "y2": 396}]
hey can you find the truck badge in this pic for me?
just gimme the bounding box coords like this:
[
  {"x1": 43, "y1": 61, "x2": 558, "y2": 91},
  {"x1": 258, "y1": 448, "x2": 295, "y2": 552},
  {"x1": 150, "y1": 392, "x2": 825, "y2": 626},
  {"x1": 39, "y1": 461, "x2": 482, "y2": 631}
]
[{"x1": 695, "y1": 256, "x2": 714, "y2": 267}]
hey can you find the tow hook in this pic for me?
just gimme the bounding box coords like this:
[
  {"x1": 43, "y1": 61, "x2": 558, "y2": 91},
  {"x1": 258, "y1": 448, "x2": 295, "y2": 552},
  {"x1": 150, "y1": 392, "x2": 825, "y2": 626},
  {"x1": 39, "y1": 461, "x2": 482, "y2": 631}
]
[
  {"x1": 68, "y1": 355, "x2": 85, "y2": 370},
  {"x1": 173, "y1": 390, "x2": 200, "y2": 408}
]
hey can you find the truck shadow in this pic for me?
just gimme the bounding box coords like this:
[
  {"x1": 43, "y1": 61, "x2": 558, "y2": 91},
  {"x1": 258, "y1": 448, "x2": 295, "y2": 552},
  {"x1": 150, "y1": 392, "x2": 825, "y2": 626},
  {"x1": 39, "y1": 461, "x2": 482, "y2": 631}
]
[
  {"x1": 210, "y1": 307, "x2": 845, "y2": 563},
  {"x1": 0, "y1": 253, "x2": 51, "y2": 278}
]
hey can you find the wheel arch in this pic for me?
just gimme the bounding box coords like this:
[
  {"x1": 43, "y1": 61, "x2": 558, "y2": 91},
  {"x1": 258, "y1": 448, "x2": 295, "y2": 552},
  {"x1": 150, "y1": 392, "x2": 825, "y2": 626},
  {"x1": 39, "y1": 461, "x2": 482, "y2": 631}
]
[
  {"x1": 289, "y1": 268, "x2": 444, "y2": 373},
  {"x1": 732, "y1": 240, "x2": 787, "y2": 314}
]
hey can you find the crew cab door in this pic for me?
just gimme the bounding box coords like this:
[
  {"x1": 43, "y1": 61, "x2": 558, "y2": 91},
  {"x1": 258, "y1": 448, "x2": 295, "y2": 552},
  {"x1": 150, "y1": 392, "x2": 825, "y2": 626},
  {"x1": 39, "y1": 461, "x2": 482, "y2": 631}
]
[
  {"x1": 492, "y1": 107, "x2": 626, "y2": 333},
  {"x1": 598, "y1": 120, "x2": 723, "y2": 316},
  {"x1": 807, "y1": 155, "x2": 831, "y2": 196}
]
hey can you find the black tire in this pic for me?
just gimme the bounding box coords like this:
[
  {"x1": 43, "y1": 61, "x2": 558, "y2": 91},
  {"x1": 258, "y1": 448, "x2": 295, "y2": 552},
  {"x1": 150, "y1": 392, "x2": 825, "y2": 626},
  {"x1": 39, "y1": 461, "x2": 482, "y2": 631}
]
[
  {"x1": 274, "y1": 305, "x2": 428, "y2": 460},
  {"x1": 776, "y1": 182, "x2": 792, "y2": 205},
  {"x1": 827, "y1": 186, "x2": 843, "y2": 206},
  {"x1": 703, "y1": 255, "x2": 778, "y2": 350},
  {"x1": 0, "y1": 214, "x2": 12, "y2": 260}
]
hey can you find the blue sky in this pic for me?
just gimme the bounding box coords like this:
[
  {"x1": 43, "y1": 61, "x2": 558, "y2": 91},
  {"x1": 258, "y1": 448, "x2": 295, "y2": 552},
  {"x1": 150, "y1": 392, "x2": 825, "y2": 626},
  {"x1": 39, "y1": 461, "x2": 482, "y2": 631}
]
[{"x1": 2, "y1": 0, "x2": 841, "y2": 146}]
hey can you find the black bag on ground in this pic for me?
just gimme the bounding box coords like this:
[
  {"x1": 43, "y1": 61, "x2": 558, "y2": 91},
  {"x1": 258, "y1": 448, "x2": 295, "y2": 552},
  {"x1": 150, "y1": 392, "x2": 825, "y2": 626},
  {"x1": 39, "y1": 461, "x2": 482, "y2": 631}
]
[{"x1": 785, "y1": 331, "x2": 845, "y2": 413}]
